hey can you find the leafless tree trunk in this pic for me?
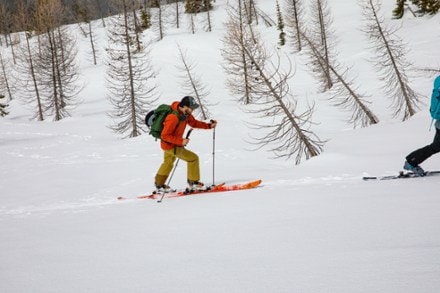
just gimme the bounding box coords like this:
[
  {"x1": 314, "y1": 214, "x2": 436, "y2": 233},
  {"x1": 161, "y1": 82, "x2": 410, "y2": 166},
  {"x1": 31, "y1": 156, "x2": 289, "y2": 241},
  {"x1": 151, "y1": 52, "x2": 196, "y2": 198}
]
[
  {"x1": 106, "y1": 0, "x2": 158, "y2": 138},
  {"x1": 362, "y1": 0, "x2": 422, "y2": 121},
  {"x1": 175, "y1": 0, "x2": 181, "y2": 28},
  {"x1": 16, "y1": 32, "x2": 45, "y2": 121},
  {"x1": 33, "y1": 0, "x2": 81, "y2": 121},
  {"x1": 74, "y1": 0, "x2": 99, "y2": 65},
  {"x1": 152, "y1": 2, "x2": 167, "y2": 40},
  {"x1": 176, "y1": 44, "x2": 213, "y2": 120},
  {"x1": 204, "y1": 0, "x2": 213, "y2": 32},
  {"x1": 223, "y1": 2, "x2": 324, "y2": 164},
  {"x1": 221, "y1": 0, "x2": 252, "y2": 104},
  {"x1": 188, "y1": 13, "x2": 196, "y2": 34},
  {"x1": 309, "y1": 0, "x2": 335, "y2": 91},
  {"x1": 302, "y1": 32, "x2": 379, "y2": 127},
  {"x1": 0, "y1": 51, "x2": 14, "y2": 101},
  {"x1": 284, "y1": 0, "x2": 304, "y2": 52},
  {"x1": 244, "y1": 0, "x2": 259, "y2": 24}
]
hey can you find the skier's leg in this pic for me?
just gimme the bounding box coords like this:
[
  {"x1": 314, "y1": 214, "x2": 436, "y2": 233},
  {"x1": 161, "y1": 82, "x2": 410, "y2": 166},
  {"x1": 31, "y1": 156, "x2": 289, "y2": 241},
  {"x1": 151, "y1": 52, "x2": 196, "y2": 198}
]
[
  {"x1": 406, "y1": 127, "x2": 440, "y2": 166},
  {"x1": 174, "y1": 147, "x2": 200, "y2": 182},
  {"x1": 155, "y1": 150, "x2": 177, "y2": 186}
]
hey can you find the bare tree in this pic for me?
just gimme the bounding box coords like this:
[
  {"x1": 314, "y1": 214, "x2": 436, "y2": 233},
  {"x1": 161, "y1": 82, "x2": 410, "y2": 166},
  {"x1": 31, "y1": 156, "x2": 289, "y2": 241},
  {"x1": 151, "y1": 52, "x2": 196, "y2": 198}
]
[
  {"x1": 203, "y1": 0, "x2": 213, "y2": 32},
  {"x1": 0, "y1": 2, "x2": 11, "y2": 47},
  {"x1": 302, "y1": 32, "x2": 379, "y2": 127},
  {"x1": 221, "y1": 0, "x2": 253, "y2": 104},
  {"x1": 106, "y1": 0, "x2": 158, "y2": 138},
  {"x1": 309, "y1": 0, "x2": 335, "y2": 91},
  {"x1": 0, "y1": 1, "x2": 18, "y2": 65},
  {"x1": 73, "y1": 0, "x2": 99, "y2": 65},
  {"x1": 187, "y1": 12, "x2": 196, "y2": 34},
  {"x1": 16, "y1": 32, "x2": 45, "y2": 121},
  {"x1": 151, "y1": 2, "x2": 168, "y2": 40},
  {"x1": 13, "y1": 1, "x2": 45, "y2": 120},
  {"x1": 174, "y1": 0, "x2": 181, "y2": 28},
  {"x1": 34, "y1": 0, "x2": 81, "y2": 121},
  {"x1": 223, "y1": 2, "x2": 324, "y2": 164},
  {"x1": 362, "y1": 0, "x2": 422, "y2": 121},
  {"x1": 0, "y1": 50, "x2": 14, "y2": 101},
  {"x1": 244, "y1": 0, "x2": 259, "y2": 24},
  {"x1": 283, "y1": 0, "x2": 304, "y2": 52},
  {"x1": 176, "y1": 44, "x2": 213, "y2": 120}
]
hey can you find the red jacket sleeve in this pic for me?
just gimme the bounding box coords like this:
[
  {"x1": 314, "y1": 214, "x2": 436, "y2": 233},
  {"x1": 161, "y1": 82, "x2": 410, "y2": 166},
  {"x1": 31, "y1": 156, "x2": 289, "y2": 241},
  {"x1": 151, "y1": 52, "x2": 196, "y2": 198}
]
[{"x1": 187, "y1": 115, "x2": 211, "y2": 129}]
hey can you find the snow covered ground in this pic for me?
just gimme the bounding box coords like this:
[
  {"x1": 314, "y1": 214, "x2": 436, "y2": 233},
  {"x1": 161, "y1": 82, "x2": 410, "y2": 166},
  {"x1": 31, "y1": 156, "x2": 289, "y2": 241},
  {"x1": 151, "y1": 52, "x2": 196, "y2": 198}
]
[{"x1": 1, "y1": 1, "x2": 440, "y2": 292}]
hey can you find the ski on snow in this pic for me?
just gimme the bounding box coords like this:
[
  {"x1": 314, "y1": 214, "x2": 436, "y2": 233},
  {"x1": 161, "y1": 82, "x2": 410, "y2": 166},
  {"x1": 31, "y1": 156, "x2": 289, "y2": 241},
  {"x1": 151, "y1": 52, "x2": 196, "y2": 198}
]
[
  {"x1": 117, "y1": 179, "x2": 262, "y2": 201},
  {"x1": 362, "y1": 171, "x2": 440, "y2": 181}
]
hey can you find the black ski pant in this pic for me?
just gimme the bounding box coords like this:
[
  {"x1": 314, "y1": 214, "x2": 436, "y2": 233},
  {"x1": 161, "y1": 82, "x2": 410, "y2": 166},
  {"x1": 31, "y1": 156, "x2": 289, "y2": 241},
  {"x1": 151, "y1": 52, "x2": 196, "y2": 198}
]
[{"x1": 406, "y1": 127, "x2": 440, "y2": 166}]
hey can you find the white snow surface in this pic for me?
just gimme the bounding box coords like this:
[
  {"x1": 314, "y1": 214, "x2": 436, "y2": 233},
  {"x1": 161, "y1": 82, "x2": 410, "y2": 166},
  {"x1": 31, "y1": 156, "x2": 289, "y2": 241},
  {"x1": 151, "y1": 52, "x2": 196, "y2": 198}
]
[{"x1": 1, "y1": 1, "x2": 440, "y2": 292}]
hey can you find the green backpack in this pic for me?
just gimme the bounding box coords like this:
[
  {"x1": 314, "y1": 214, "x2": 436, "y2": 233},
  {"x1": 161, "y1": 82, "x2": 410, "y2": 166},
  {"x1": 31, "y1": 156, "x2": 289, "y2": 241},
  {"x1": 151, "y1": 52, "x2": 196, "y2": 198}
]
[{"x1": 145, "y1": 104, "x2": 180, "y2": 139}]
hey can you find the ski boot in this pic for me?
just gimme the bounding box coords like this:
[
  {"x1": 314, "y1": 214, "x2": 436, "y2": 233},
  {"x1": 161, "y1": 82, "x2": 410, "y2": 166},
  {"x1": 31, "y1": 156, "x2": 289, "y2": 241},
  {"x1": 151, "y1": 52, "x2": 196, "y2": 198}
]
[
  {"x1": 154, "y1": 184, "x2": 175, "y2": 194},
  {"x1": 186, "y1": 180, "x2": 206, "y2": 193},
  {"x1": 403, "y1": 161, "x2": 425, "y2": 177}
]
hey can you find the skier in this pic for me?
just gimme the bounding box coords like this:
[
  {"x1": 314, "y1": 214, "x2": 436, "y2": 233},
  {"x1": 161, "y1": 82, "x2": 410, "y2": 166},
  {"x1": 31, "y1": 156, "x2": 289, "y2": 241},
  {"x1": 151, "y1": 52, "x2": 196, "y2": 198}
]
[
  {"x1": 154, "y1": 96, "x2": 217, "y2": 191},
  {"x1": 404, "y1": 76, "x2": 440, "y2": 176}
]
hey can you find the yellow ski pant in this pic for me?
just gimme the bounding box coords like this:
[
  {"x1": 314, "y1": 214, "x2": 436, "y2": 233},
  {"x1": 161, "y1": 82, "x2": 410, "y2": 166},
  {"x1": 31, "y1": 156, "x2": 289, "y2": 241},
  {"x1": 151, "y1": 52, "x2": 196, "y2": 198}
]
[{"x1": 155, "y1": 147, "x2": 200, "y2": 186}]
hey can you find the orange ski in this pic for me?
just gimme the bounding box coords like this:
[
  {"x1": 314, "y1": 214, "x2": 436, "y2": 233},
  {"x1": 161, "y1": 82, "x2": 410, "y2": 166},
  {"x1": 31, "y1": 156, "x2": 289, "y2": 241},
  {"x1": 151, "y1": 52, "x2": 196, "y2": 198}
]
[{"x1": 118, "y1": 180, "x2": 262, "y2": 201}]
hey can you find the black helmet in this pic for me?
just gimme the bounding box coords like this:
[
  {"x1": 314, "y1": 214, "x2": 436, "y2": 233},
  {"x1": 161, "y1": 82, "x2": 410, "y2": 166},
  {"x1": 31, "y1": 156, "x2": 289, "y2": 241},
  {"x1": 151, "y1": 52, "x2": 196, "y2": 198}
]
[{"x1": 179, "y1": 96, "x2": 199, "y2": 110}]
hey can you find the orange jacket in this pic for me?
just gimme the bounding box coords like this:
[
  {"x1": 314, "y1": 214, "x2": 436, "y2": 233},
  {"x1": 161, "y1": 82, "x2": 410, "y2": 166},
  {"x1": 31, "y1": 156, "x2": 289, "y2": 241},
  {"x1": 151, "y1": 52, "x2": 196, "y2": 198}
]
[{"x1": 160, "y1": 101, "x2": 211, "y2": 150}]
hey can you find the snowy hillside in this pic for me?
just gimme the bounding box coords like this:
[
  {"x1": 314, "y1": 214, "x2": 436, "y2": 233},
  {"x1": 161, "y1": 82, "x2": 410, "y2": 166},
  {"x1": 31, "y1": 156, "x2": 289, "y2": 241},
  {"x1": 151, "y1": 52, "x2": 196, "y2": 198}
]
[{"x1": 1, "y1": 1, "x2": 440, "y2": 292}]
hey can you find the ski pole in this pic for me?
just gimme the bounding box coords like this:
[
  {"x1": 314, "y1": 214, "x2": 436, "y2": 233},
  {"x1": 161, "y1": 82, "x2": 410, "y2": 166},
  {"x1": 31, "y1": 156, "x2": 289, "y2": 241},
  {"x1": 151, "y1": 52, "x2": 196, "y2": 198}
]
[
  {"x1": 211, "y1": 120, "x2": 216, "y2": 186},
  {"x1": 158, "y1": 128, "x2": 193, "y2": 203}
]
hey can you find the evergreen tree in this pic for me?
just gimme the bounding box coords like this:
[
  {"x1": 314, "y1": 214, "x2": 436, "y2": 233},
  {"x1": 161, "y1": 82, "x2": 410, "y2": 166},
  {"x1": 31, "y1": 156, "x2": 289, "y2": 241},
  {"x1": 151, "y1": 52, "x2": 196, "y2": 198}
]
[
  {"x1": 393, "y1": 0, "x2": 439, "y2": 18},
  {"x1": 140, "y1": 6, "x2": 152, "y2": 30},
  {"x1": 393, "y1": 0, "x2": 406, "y2": 18},
  {"x1": 276, "y1": 1, "x2": 286, "y2": 46},
  {"x1": 0, "y1": 94, "x2": 8, "y2": 116},
  {"x1": 185, "y1": 0, "x2": 212, "y2": 14},
  {"x1": 416, "y1": 0, "x2": 440, "y2": 14}
]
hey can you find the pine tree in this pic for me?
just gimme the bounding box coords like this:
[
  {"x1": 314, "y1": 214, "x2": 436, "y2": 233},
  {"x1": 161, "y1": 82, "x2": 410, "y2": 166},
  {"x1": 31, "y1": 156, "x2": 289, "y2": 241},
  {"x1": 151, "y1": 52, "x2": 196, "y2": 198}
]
[
  {"x1": 276, "y1": 1, "x2": 286, "y2": 46},
  {"x1": 185, "y1": 0, "x2": 212, "y2": 14},
  {"x1": 140, "y1": 6, "x2": 152, "y2": 30},
  {"x1": 396, "y1": 0, "x2": 440, "y2": 17},
  {"x1": 416, "y1": 0, "x2": 440, "y2": 14},
  {"x1": 393, "y1": 0, "x2": 406, "y2": 18},
  {"x1": 0, "y1": 94, "x2": 8, "y2": 116}
]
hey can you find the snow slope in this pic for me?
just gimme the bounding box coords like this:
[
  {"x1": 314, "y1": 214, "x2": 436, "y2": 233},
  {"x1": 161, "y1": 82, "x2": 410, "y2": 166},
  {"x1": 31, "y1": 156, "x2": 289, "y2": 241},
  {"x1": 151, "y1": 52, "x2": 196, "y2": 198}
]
[{"x1": 1, "y1": 1, "x2": 440, "y2": 292}]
